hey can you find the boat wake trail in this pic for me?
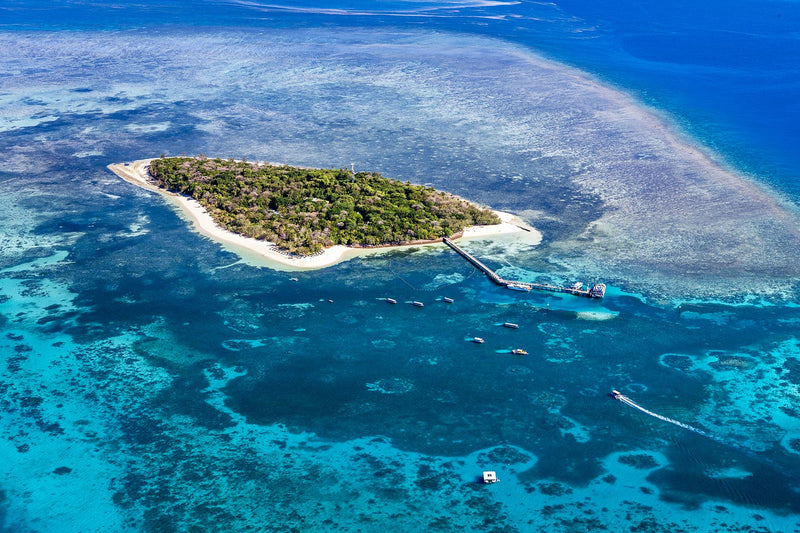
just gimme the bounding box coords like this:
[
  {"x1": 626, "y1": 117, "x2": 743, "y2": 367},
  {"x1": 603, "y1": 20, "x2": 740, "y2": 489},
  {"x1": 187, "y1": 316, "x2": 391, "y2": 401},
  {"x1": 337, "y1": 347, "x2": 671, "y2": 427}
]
[
  {"x1": 612, "y1": 390, "x2": 714, "y2": 440},
  {"x1": 611, "y1": 390, "x2": 795, "y2": 477}
]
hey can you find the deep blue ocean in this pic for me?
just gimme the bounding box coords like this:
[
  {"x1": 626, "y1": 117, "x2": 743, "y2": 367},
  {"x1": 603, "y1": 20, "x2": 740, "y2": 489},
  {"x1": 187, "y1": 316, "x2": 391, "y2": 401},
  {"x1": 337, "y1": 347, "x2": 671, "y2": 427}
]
[{"x1": 2, "y1": 1, "x2": 800, "y2": 531}]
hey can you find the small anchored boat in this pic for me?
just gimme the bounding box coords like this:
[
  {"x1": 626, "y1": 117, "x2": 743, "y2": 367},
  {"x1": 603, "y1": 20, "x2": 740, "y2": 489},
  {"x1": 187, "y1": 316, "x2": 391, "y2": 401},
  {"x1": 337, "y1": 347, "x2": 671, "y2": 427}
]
[
  {"x1": 385, "y1": 298, "x2": 397, "y2": 304},
  {"x1": 412, "y1": 301, "x2": 424, "y2": 307},
  {"x1": 503, "y1": 322, "x2": 519, "y2": 329},
  {"x1": 442, "y1": 297, "x2": 454, "y2": 303},
  {"x1": 511, "y1": 349, "x2": 528, "y2": 356},
  {"x1": 482, "y1": 471, "x2": 499, "y2": 484},
  {"x1": 471, "y1": 337, "x2": 485, "y2": 344}
]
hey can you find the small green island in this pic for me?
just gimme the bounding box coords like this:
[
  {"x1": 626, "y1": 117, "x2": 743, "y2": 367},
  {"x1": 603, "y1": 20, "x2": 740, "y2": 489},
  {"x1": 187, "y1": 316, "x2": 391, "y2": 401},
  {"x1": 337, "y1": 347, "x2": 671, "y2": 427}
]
[{"x1": 148, "y1": 156, "x2": 501, "y2": 255}]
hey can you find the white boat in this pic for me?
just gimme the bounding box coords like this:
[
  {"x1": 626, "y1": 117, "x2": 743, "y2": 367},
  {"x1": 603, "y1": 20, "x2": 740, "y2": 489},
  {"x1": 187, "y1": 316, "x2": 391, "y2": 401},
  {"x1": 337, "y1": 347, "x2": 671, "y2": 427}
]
[
  {"x1": 412, "y1": 301, "x2": 424, "y2": 307},
  {"x1": 472, "y1": 337, "x2": 485, "y2": 344},
  {"x1": 385, "y1": 298, "x2": 397, "y2": 304},
  {"x1": 502, "y1": 322, "x2": 519, "y2": 329},
  {"x1": 506, "y1": 284, "x2": 530, "y2": 292},
  {"x1": 589, "y1": 283, "x2": 607, "y2": 298},
  {"x1": 482, "y1": 471, "x2": 499, "y2": 484},
  {"x1": 443, "y1": 297, "x2": 454, "y2": 303},
  {"x1": 511, "y1": 349, "x2": 528, "y2": 356}
]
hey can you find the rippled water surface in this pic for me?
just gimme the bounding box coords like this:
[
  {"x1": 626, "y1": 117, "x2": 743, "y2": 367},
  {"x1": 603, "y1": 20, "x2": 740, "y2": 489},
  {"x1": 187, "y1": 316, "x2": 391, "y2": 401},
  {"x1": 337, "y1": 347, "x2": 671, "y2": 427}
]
[{"x1": 2, "y1": 2, "x2": 800, "y2": 532}]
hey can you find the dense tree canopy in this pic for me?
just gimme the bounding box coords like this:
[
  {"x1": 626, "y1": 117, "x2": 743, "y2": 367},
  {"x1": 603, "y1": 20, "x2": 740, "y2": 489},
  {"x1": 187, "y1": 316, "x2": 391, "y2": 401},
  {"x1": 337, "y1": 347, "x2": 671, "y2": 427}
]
[{"x1": 149, "y1": 157, "x2": 501, "y2": 255}]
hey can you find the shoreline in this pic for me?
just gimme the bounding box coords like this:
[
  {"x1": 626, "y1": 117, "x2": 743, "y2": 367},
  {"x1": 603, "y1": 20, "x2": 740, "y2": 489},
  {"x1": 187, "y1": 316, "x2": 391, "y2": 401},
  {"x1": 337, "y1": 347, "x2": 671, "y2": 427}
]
[{"x1": 108, "y1": 158, "x2": 542, "y2": 271}]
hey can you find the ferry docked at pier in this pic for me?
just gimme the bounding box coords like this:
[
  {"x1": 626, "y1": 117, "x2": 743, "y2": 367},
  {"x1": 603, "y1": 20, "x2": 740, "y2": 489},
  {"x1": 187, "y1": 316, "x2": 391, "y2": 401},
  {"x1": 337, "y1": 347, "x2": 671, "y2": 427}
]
[
  {"x1": 441, "y1": 238, "x2": 607, "y2": 299},
  {"x1": 588, "y1": 283, "x2": 607, "y2": 298}
]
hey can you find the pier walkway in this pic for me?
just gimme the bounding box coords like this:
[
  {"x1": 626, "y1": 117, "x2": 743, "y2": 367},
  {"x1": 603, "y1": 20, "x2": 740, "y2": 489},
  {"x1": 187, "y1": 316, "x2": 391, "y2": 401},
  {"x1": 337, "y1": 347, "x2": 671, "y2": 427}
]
[{"x1": 442, "y1": 237, "x2": 606, "y2": 298}]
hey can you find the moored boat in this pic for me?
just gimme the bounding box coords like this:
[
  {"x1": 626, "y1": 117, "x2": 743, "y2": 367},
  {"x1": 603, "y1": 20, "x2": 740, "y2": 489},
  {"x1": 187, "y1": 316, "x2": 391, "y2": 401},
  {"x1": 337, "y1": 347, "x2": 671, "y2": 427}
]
[
  {"x1": 506, "y1": 284, "x2": 530, "y2": 292},
  {"x1": 589, "y1": 283, "x2": 607, "y2": 298},
  {"x1": 503, "y1": 322, "x2": 519, "y2": 329},
  {"x1": 482, "y1": 471, "x2": 499, "y2": 484},
  {"x1": 385, "y1": 298, "x2": 397, "y2": 304},
  {"x1": 443, "y1": 296, "x2": 454, "y2": 303},
  {"x1": 412, "y1": 301, "x2": 424, "y2": 307},
  {"x1": 511, "y1": 349, "x2": 528, "y2": 356},
  {"x1": 472, "y1": 337, "x2": 485, "y2": 344}
]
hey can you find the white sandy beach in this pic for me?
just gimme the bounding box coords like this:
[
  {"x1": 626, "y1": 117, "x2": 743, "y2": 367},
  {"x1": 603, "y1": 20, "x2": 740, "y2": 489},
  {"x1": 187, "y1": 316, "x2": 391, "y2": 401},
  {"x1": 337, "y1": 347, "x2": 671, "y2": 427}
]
[{"x1": 107, "y1": 158, "x2": 541, "y2": 270}]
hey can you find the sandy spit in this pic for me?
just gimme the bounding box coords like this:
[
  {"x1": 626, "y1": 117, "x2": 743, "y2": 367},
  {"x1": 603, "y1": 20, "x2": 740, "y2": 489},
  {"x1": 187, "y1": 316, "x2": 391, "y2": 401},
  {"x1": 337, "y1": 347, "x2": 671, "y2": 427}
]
[{"x1": 108, "y1": 158, "x2": 541, "y2": 271}]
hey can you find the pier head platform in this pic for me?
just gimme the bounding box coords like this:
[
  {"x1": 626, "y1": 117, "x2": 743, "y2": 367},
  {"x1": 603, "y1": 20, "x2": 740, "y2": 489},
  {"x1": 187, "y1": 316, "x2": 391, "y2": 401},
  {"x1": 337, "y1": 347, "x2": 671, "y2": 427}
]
[{"x1": 442, "y1": 237, "x2": 606, "y2": 298}]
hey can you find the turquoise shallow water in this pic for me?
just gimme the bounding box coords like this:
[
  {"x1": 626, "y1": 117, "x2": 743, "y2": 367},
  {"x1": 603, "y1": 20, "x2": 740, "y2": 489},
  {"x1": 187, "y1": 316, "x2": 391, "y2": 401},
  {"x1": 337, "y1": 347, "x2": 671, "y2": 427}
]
[
  {"x1": 4, "y1": 230, "x2": 800, "y2": 531},
  {"x1": 3, "y1": 3, "x2": 800, "y2": 532}
]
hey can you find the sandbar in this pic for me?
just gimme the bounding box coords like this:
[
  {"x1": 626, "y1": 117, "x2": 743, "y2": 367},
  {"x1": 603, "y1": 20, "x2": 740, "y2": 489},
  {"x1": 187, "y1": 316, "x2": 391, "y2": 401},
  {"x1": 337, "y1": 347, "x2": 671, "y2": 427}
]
[{"x1": 108, "y1": 158, "x2": 541, "y2": 271}]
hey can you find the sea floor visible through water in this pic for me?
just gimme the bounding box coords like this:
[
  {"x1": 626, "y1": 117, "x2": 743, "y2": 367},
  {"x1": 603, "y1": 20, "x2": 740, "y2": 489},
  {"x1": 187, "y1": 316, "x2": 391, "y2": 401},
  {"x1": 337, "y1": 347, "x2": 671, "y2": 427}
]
[{"x1": 1, "y1": 19, "x2": 800, "y2": 533}]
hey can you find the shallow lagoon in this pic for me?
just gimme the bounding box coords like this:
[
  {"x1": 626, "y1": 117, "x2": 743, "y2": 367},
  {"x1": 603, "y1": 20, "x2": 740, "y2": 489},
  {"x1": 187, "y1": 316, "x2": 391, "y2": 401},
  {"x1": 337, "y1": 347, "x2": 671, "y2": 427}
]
[{"x1": 2, "y1": 19, "x2": 800, "y2": 533}]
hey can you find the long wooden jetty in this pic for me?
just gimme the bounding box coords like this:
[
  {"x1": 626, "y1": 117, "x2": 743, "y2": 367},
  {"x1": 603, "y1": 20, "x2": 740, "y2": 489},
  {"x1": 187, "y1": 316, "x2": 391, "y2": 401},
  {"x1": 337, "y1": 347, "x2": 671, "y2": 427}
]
[{"x1": 442, "y1": 237, "x2": 606, "y2": 298}]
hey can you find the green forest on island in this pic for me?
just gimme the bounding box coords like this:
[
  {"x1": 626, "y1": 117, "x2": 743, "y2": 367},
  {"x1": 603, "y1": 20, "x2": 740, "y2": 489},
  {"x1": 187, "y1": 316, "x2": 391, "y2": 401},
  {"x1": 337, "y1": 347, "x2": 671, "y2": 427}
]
[{"x1": 148, "y1": 157, "x2": 501, "y2": 255}]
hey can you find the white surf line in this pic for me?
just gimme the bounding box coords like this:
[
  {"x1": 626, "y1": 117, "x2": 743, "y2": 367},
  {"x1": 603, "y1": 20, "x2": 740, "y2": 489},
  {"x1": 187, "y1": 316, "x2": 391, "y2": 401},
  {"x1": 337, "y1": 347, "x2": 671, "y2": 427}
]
[{"x1": 613, "y1": 391, "x2": 714, "y2": 440}]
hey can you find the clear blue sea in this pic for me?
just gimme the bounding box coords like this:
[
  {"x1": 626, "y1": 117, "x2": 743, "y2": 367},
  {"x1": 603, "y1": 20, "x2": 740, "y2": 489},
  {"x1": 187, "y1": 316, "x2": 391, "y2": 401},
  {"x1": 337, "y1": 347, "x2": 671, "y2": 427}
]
[{"x1": 2, "y1": 1, "x2": 800, "y2": 531}]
